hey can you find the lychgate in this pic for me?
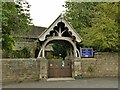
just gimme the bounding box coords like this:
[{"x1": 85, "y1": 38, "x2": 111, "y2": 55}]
[{"x1": 37, "y1": 14, "x2": 83, "y2": 79}]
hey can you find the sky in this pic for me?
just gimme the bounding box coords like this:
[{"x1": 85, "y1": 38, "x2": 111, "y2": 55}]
[{"x1": 26, "y1": 0, "x2": 67, "y2": 27}]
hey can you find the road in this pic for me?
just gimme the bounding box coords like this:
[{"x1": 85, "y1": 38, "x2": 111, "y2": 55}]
[{"x1": 2, "y1": 78, "x2": 118, "y2": 88}]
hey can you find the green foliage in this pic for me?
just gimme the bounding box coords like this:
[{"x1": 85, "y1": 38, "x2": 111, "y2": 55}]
[
  {"x1": 87, "y1": 65, "x2": 94, "y2": 73},
  {"x1": 2, "y1": 1, "x2": 33, "y2": 54},
  {"x1": 2, "y1": 34, "x2": 14, "y2": 51},
  {"x1": 21, "y1": 47, "x2": 31, "y2": 58},
  {"x1": 52, "y1": 41, "x2": 71, "y2": 60},
  {"x1": 48, "y1": 57, "x2": 63, "y2": 61},
  {"x1": 64, "y1": 2, "x2": 119, "y2": 52},
  {"x1": 10, "y1": 46, "x2": 31, "y2": 58}
]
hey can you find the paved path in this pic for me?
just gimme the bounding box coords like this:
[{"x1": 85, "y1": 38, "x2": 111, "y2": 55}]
[{"x1": 3, "y1": 78, "x2": 118, "y2": 88}]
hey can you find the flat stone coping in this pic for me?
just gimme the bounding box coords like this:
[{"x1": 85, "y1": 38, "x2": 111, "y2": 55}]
[{"x1": 47, "y1": 77, "x2": 75, "y2": 81}]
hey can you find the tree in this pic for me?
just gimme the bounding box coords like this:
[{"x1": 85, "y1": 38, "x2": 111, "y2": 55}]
[
  {"x1": 64, "y1": 2, "x2": 98, "y2": 33},
  {"x1": 52, "y1": 41, "x2": 71, "y2": 60},
  {"x1": 2, "y1": 1, "x2": 32, "y2": 54},
  {"x1": 64, "y1": 2, "x2": 119, "y2": 52}
]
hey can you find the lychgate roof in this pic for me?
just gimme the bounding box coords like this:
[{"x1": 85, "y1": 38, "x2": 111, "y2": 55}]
[{"x1": 38, "y1": 14, "x2": 82, "y2": 42}]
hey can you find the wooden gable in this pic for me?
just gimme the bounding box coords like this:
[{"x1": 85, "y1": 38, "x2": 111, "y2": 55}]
[{"x1": 38, "y1": 14, "x2": 82, "y2": 42}]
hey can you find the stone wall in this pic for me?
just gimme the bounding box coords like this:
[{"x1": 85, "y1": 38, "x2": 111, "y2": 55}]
[
  {"x1": 80, "y1": 52, "x2": 118, "y2": 78},
  {"x1": 2, "y1": 58, "x2": 39, "y2": 84},
  {"x1": 37, "y1": 58, "x2": 48, "y2": 79},
  {"x1": 1, "y1": 52, "x2": 118, "y2": 84}
]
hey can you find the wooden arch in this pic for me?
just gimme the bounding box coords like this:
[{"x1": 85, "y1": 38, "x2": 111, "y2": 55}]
[{"x1": 37, "y1": 37, "x2": 80, "y2": 58}]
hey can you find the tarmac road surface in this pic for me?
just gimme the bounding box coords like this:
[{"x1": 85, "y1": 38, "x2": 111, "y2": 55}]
[{"x1": 2, "y1": 78, "x2": 118, "y2": 88}]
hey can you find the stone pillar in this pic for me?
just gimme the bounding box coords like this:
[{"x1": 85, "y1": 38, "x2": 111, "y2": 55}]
[
  {"x1": 72, "y1": 58, "x2": 82, "y2": 79},
  {"x1": 37, "y1": 58, "x2": 48, "y2": 80}
]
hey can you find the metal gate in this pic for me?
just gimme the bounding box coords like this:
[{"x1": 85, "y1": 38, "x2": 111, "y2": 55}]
[{"x1": 48, "y1": 60, "x2": 72, "y2": 78}]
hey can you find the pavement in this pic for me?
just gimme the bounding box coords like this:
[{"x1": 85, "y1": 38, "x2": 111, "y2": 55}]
[{"x1": 2, "y1": 78, "x2": 118, "y2": 88}]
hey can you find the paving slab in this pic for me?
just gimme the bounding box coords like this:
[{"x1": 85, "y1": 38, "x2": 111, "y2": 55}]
[{"x1": 47, "y1": 77, "x2": 75, "y2": 81}]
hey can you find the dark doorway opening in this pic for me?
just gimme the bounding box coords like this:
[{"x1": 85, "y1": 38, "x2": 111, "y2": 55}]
[{"x1": 35, "y1": 48, "x2": 39, "y2": 58}]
